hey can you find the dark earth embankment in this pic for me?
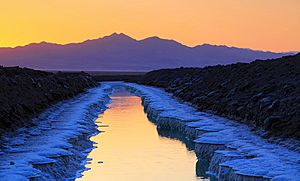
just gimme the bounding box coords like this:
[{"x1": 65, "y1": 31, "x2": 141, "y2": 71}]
[
  {"x1": 90, "y1": 71, "x2": 144, "y2": 82},
  {"x1": 93, "y1": 74, "x2": 142, "y2": 82},
  {"x1": 140, "y1": 53, "x2": 300, "y2": 139},
  {"x1": 0, "y1": 67, "x2": 97, "y2": 135}
]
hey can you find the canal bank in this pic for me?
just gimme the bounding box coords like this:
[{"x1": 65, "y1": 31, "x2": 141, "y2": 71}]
[
  {"x1": 78, "y1": 82, "x2": 300, "y2": 180},
  {"x1": 111, "y1": 82, "x2": 300, "y2": 181},
  {"x1": 1, "y1": 82, "x2": 299, "y2": 180},
  {"x1": 0, "y1": 85, "x2": 111, "y2": 180}
]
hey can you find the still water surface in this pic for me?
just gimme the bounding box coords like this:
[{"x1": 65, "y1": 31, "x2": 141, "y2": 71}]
[{"x1": 78, "y1": 91, "x2": 206, "y2": 181}]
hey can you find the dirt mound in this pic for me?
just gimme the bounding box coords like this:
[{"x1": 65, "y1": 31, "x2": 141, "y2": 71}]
[
  {"x1": 0, "y1": 67, "x2": 97, "y2": 134},
  {"x1": 141, "y1": 53, "x2": 300, "y2": 139}
]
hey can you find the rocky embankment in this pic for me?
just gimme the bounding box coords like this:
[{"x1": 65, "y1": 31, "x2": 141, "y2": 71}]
[
  {"x1": 0, "y1": 67, "x2": 97, "y2": 135},
  {"x1": 141, "y1": 53, "x2": 300, "y2": 139},
  {"x1": 119, "y1": 82, "x2": 300, "y2": 180}
]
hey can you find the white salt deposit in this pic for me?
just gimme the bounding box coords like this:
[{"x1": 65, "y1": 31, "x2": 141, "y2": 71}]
[
  {"x1": 1, "y1": 82, "x2": 299, "y2": 180},
  {"x1": 0, "y1": 84, "x2": 110, "y2": 180},
  {"x1": 112, "y1": 82, "x2": 300, "y2": 181}
]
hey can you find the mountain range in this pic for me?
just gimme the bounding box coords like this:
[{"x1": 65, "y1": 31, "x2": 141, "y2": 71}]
[{"x1": 0, "y1": 33, "x2": 294, "y2": 71}]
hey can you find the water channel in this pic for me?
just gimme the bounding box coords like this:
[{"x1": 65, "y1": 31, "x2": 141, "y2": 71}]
[{"x1": 77, "y1": 90, "x2": 210, "y2": 180}]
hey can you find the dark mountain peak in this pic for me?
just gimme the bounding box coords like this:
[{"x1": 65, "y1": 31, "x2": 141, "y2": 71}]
[
  {"x1": 78, "y1": 33, "x2": 136, "y2": 47},
  {"x1": 31, "y1": 41, "x2": 56, "y2": 46},
  {"x1": 199, "y1": 43, "x2": 214, "y2": 47},
  {"x1": 103, "y1": 33, "x2": 135, "y2": 41},
  {"x1": 140, "y1": 36, "x2": 187, "y2": 48},
  {"x1": 194, "y1": 43, "x2": 283, "y2": 55},
  {"x1": 195, "y1": 43, "x2": 229, "y2": 49},
  {"x1": 0, "y1": 33, "x2": 294, "y2": 71},
  {"x1": 17, "y1": 41, "x2": 59, "y2": 49},
  {"x1": 142, "y1": 36, "x2": 162, "y2": 41}
]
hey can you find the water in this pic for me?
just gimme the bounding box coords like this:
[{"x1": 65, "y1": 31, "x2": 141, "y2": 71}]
[{"x1": 77, "y1": 90, "x2": 207, "y2": 181}]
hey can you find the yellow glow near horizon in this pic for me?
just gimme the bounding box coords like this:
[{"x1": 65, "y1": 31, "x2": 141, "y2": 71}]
[{"x1": 0, "y1": 0, "x2": 299, "y2": 52}]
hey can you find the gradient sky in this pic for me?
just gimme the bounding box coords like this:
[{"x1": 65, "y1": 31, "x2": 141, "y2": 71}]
[{"x1": 0, "y1": 0, "x2": 299, "y2": 52}]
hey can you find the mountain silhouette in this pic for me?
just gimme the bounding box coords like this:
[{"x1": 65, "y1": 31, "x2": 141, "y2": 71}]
[{"x1": 0, "y1": 33, "x2": 294, "y2": 71}]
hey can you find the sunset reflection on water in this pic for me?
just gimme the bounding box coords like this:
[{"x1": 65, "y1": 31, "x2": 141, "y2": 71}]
[{"x1": 77, "y1": 90, "x2": 205, "y2": 181}]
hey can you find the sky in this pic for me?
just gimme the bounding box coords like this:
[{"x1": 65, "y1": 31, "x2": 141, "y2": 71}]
[{"x1": 0, "y1": 0, "x2": 299, "y2": 52}]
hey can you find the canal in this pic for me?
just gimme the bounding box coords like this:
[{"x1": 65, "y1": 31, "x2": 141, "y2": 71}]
[{"x1": 78, "y1": 90, "x2": 207, "y2": 181}]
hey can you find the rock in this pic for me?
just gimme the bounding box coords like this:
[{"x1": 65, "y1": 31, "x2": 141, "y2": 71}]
[
  {"x1": 264, "y1": 116, "x2": 283, "y2": 130},
  {"x1": 267, "y1": 100, "x2": 280, "y2": 111},
  {"x1": 259, "y1": 97, "x2": 272, "y2": 110},
  {"x1": 251, "y1": 92, "x2": 264, "y2": 102},
  {"x1": 207, "y1": 90, "x2": 219, "y2": 97},
  {"x1": 283, "y1": 84, "x2": 296, "y2": 95}
]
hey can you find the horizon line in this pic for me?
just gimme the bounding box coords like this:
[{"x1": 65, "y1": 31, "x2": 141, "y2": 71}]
[{"x1": 0, "y1": 32, "x2": 298, "y2": 54}]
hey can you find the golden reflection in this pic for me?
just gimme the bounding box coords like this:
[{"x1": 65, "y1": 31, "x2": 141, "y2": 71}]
[{"x1": 77, "y1": 91, "x2": 205, "y2": 181}]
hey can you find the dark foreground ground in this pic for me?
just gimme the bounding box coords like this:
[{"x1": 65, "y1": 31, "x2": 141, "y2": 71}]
[
  {"x1": 140, "y1": 53, "x2": 300, "y2": 139},
  {"x1": 0, "y1": 67, "x2": 97, "y2": 135}
]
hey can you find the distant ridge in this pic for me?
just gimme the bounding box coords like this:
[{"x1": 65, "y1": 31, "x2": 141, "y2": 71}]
[{"x1": 0, "y1": 33, "x2": 295, "y2": 71}]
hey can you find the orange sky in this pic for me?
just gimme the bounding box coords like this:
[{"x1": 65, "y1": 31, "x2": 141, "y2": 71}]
[{"x1": 0, "y1": 0, "x2": 299, "y2": 52}]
